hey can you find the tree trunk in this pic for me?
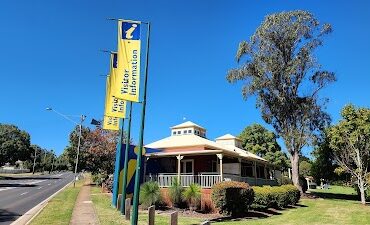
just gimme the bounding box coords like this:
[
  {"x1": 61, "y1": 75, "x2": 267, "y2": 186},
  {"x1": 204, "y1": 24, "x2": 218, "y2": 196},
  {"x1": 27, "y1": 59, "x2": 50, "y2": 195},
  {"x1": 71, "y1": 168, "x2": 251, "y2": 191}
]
[
  {"x1": 290, "y1": 151, "x2": 303, "y2": 193},
  {"x1": 358, "y1": 178, "x2": 366, "y2": 205}
]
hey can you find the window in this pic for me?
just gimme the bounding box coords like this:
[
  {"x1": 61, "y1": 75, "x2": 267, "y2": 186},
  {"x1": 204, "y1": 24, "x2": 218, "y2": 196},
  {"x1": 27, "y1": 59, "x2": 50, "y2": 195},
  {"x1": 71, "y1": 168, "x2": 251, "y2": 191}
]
[
  {"x1": 211, "y1": 160, "x2": 217, "y2": 172},
  {"x1": 172, "y1": 131, "x2": 176, "y2": 135},
  {"x1": 188, "y1": 130, "x2": 192, "y2": 133},
  {"x1": 184, "y1": 130, "x2": 187, "y2": 134},
  {"x1": 241, "y1": 163, "x2": 254, "y2": 177},
  {"x1": 177, "y1": 131, "x2": 181, "y2": 134}
]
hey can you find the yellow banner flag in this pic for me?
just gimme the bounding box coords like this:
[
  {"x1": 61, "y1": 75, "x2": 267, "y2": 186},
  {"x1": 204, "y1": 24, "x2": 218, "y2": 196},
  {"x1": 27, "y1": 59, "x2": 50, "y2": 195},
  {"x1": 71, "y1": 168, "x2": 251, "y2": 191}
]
[
  {"x1": 104, "y1": 52, "x2": 126, "y2": 118},
  {"x1": 112, "y1": 20, "x2": 141, "y2": 102},
  {"x1": 103, "y1": 116, "x2": 119, "y2": 131}
]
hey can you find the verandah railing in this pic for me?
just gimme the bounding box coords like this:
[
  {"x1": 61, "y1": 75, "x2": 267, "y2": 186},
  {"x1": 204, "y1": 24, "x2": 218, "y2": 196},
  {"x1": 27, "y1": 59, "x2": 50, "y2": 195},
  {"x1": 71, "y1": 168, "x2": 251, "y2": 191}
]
[{"x1": 145, "y1": 173, "x2": 277, "y2": 188}]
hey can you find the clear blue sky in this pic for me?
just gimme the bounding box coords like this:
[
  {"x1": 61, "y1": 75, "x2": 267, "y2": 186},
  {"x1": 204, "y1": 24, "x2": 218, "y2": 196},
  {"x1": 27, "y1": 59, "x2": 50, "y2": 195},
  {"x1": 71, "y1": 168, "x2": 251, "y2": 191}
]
[{"x1": 0, "y1": 0, "x2": 369, "y2": 156}]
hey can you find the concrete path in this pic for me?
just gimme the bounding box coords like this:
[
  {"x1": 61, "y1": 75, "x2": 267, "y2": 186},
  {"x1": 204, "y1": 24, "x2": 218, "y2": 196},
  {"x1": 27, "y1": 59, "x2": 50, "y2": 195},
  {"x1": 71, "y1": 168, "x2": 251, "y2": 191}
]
[{"x1": 69, "y1": 180, "x2": 99, "y2": 225}]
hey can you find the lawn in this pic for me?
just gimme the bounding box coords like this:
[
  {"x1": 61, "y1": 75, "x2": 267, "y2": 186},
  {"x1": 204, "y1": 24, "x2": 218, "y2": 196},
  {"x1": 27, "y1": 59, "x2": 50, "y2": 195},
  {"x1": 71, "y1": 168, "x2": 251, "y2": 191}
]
[
  {"x1": 91, "y1": 185, "x2": 370, "y2": 225},
  {"x1": 30, "y1": 179, "x2": 84, "y2": 225},
  {"x1": 91, "y1": 187, "x2": 204, "y2": 225}
]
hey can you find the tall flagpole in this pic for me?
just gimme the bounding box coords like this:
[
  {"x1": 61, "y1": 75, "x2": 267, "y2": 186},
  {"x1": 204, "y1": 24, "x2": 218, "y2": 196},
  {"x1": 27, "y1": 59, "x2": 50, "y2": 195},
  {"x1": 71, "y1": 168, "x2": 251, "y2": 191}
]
[
  {"x1": 131, "y1": 22, "x2": 151, "y2": 225},
  {"x1": 112, "y1": 118, "x2": 125, "y2": 207},
  {"x1": 120, "y1": 101, "x2": 133, "y2": 214}
]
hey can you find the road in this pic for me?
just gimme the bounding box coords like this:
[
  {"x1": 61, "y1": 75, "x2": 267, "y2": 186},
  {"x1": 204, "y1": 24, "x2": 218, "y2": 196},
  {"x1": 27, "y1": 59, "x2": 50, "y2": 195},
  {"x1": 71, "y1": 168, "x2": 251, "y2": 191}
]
[{"x1": 0, "y1": 172, "x2": 75, "y2": 225}]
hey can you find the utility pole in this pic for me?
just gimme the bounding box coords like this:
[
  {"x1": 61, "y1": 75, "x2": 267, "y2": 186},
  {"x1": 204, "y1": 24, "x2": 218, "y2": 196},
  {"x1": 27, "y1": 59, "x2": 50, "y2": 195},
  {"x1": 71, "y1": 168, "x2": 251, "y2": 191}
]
[
  {"x1": 32, "y1": 147, "x2": 38, "y2": 174},
  {"x1": 73, "y1": 115, "x2": 85, "y2": 187},
  {"x1": 51, "y1": 152, "x2": 55, "y2": 173}
]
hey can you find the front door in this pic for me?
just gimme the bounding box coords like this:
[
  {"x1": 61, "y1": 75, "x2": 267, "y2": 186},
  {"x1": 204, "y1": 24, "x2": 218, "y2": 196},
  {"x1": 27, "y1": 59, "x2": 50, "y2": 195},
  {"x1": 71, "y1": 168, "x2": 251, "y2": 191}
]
[{"x1": 181, "y1": 159, "x2": 194, "y2": 174}]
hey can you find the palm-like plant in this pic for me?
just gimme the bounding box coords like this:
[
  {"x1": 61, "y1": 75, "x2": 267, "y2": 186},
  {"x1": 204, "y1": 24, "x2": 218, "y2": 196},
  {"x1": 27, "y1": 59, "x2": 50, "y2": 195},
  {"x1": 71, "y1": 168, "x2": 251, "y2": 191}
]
[
  {"x1": 182, "y1": 183, "x2": 201, "y2": 211},
  {"x1": 169, "y1": 177, "x2": 183, "y2": 208},
  {"x1": 139, "y1": 181, "x2": 161, "y2": 208}
]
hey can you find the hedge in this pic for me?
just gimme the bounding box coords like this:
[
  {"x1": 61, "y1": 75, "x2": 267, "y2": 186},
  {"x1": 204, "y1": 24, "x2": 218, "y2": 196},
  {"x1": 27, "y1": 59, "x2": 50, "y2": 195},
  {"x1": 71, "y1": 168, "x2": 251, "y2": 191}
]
[
  {"x1": 252, "y1": 184, "x2": 300, "y2": 209},
  {"x1": 211, "y1": 181, "x2": 254, "y2": 217}
]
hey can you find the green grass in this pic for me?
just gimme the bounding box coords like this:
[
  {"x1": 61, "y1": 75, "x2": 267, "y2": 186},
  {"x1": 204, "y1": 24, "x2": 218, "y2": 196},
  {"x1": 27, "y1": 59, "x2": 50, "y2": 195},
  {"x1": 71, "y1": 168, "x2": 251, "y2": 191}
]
[
  {"x1": 215, "y1": 198, "x2": 370, "y2": 225},
  {"x1": 91, "y1": 187, "x2": 204, "y2": 225},
  {"x1": 30, "y1": 180, "x2": 84, "y2": 225},
  {"x1": 310, "y1": 185, "x2": 357, "y2": 195},
  {"x1": 91, "y1": 185, "x2": 370, "y2": 225}
]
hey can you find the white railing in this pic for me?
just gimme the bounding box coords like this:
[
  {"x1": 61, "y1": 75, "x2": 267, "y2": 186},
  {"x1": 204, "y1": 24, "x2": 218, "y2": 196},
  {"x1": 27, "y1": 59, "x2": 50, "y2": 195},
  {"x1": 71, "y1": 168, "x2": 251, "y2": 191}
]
[
  {"x1": 145, "y1": 173, "x2": 221, "y2": 188},
  {"x1": 145, "y1": 173, "x2": 277, "y2": 188}
]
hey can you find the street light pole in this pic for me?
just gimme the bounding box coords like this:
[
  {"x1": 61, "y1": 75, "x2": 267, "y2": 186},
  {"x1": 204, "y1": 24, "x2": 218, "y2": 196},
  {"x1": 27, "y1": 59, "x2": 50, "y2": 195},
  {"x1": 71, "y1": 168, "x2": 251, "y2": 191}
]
[
  {"x1": 73, "y1": 115, "x2": 85, "y2": 187},
  {"x1": 32, "y1": 147, "x2": 37, "y2": 174},
  {"x1": 46, "y1": 107, "x2": 85, "y2": 187}
]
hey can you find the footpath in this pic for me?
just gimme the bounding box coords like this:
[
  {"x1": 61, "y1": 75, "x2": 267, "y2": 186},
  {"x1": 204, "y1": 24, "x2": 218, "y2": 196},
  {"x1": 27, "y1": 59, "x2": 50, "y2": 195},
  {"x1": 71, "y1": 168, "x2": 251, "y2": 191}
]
[{"x1": 69, "y1": 179, "x2": 100, "y2": 225}]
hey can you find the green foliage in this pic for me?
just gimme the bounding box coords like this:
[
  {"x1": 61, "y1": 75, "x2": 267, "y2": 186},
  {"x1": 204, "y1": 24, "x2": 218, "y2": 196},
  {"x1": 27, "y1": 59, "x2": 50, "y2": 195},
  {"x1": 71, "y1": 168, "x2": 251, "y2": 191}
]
[
  {"x1": 182, "y1": 183, "x2": 201, "y2": 210},
  {"x1": 92, "y1": 173, "x2": 107, "y2": 186},
  {"x1": 252, "y1": 185, "x2": 300, "y2": 209},
  {"x1": 0, "y1": 124, "x2": 32, "y2": 165},
  {"x1": 311, "y1": 132, "x2": 337, "y2": 183},
  {"x1": 278, "y1": 176, "x2": 293, "y2": 185},
  {"x1": 226, "y1": 10, "x2": 335, "y2": 191},
  {"x1": 139, "y1": 181, "x2": 161, "y2": 208},
  {"x1": 239, "y1": 124, "x2": 289, "y2": 169},
  {"x1": 328, "y1": 104, "x2": 370, "y2": 204},
  {"x1": 211, "y1": 181, "x2": 254, "y2": 217},
  {"x1": 299, "y1": 160, "x2": 312, "y2": 177},
  {"x1": 239, "y1": 124, "x2": 281, "y2": 155},
  {"x1": 169, "y1": 178, "x2": 184, "y2": 207}
]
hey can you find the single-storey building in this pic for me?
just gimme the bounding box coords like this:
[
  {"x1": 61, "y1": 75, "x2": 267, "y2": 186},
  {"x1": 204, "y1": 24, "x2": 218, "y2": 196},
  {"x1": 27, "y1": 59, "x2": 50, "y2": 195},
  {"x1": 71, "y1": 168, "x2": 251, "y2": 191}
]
[{"x1": 144, "y1": 121, "x2": 280, "y2": 189}]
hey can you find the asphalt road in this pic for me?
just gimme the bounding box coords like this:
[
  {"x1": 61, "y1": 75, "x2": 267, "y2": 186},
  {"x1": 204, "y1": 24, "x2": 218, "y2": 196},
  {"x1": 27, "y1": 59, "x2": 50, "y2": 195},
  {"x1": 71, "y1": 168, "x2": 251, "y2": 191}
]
[{"x1": 0, "y1": 172, "x2": 75, "y2": 225}]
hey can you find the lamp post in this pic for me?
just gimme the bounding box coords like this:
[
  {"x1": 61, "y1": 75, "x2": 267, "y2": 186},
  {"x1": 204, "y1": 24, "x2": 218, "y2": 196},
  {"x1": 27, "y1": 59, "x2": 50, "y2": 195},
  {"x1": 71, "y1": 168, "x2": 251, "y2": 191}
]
[
  {"x1": 32, "y1": 146, "x2": 38, "y2": 174},
  {"x1": 46, "y1": 107, "x2": 85, "y2": 187}
]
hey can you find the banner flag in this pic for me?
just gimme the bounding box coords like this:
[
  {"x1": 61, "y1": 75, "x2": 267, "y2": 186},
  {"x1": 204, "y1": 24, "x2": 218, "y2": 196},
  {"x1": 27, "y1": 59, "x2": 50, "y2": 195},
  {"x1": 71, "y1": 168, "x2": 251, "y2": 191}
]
[
  {"x1": 113, "y1": 20, "x2": 141, "y2": 102},
  {"x1": 102, "y1": 116, "x2": 119, "y2": 131},
  {"x1": 104, "y1": 53, "x2": 126, "y2": 118}
]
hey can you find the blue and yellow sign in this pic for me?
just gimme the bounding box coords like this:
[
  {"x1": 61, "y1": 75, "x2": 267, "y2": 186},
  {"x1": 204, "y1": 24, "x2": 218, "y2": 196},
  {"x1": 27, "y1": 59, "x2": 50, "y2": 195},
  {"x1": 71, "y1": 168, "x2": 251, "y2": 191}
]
[
  {"x1": 113, "y1": 21, "x2": 141, "y2": 102},
  {"x1": 102, "y1": 115, "x2": 119, "y2": 131},
  {"x1": 104, "y1": 52, "x2": 126, "y2": 120},
  {"x1": 117, "y1": 144, "x2": 160, "y2": 197}
]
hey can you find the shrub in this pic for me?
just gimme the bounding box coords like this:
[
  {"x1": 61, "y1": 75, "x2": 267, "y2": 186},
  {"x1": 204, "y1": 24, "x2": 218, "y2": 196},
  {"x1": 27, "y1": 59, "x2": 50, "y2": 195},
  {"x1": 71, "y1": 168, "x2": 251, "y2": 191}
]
[
  {"x1": 283, "y1": 184, "x2": 301, "y2": 205},
  {"x1": 169, "y1": 178, "x2": 184, "y2": 208},
  {"x1": 211, "y1": 181, "x2": 254, "y2": 217},
  {"x1": 278, "y1": 176, "x2": 293, "y2": 185},
  {"x1": 139, "y1": 181, "x2": 161, "y2": 208},
  {"x1": 252, "y1": 186, "x2": 274, "y2": 208},
  {"x1": 182, "y1": 183, "x2": 201, "y2": 211},
  {"x1": 103, "y1": 174, "x2": 113, "y2": 192},
  {"x1": 251, "y1": 185, "x2": 300, "y2": 209},
  {"x1": 92, "y1": 173, "x2": 107, "y2": 186}
]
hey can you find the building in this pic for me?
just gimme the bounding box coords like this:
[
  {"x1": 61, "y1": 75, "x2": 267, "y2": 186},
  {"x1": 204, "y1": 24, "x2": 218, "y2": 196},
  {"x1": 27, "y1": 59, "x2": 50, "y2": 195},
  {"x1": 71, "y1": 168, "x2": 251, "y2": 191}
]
[{"x1": 144, "y1": 121, "x2": 279, "y2": 189}]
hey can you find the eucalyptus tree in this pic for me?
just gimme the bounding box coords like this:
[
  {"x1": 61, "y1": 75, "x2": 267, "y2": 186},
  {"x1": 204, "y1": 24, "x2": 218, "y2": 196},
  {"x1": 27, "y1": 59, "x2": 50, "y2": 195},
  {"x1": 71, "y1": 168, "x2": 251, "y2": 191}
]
[{"x1": 227, "y1": 10, "x2": 335, "y2": 192}]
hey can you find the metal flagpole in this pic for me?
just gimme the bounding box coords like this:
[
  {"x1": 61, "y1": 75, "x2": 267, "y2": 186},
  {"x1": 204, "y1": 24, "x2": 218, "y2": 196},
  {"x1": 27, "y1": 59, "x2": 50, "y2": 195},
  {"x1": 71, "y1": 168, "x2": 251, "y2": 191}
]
[
  {"x1": 112, "y1": 118, "x2": 125, "y2": 207},
  {"x1": 120, "y1": 101, "x2": 133, "y2": 214},
  {"x1": 131, "y1": 22, "x2": 151, "y2": 225}
]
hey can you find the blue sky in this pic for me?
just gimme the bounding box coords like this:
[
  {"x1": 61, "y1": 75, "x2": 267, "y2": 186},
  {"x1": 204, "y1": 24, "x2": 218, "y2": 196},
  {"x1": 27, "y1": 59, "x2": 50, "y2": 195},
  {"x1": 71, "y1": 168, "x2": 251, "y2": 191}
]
[{"x1": 0, "y1": 0, "x2": 369, "y2": 156}]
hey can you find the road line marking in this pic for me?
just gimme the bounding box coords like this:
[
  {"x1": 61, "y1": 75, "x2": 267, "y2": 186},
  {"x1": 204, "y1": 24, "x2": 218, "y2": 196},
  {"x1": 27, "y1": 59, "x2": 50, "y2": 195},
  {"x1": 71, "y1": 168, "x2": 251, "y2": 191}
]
[
  {"x1": 37, "y1": 187, "x2": 43, "y2": 189},
  {"x1": 48, "y1": 183, "x2": 51, "y2": 185},
  {"x1": 20, "y1": 192, "x2": 28, "y2": 196}
]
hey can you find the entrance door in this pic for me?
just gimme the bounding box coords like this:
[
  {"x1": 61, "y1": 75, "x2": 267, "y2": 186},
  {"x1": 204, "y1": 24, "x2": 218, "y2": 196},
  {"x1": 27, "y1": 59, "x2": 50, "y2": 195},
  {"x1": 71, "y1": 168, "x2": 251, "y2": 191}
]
[{"x1": 181, "y1": 159, "x2": 194, "y2": 174}]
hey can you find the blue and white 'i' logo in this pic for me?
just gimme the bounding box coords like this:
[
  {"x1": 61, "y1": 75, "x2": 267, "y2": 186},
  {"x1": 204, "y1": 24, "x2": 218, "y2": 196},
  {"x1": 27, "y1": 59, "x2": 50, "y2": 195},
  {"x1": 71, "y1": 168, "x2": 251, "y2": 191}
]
[{"x1": 122, "y1": 22, "x2": 140, "y2": 40}]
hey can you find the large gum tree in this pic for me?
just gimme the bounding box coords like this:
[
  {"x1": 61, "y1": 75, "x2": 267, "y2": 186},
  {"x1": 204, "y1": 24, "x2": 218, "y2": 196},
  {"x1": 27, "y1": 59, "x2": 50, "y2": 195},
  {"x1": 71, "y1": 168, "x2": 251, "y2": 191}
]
[{"x1": 227, "y1": 10, "x2": 335, "y2": 192}]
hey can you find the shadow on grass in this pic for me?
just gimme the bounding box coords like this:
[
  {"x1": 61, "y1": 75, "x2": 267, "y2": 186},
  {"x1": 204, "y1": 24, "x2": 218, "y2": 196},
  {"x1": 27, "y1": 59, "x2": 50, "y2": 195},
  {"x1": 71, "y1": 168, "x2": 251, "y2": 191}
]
[
  {"x1": 209, "y1": 204, "x2": 309, "y2": 223},
  {"x1": 310, "y1": 192, "x2": 358, "y2": 201}
]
